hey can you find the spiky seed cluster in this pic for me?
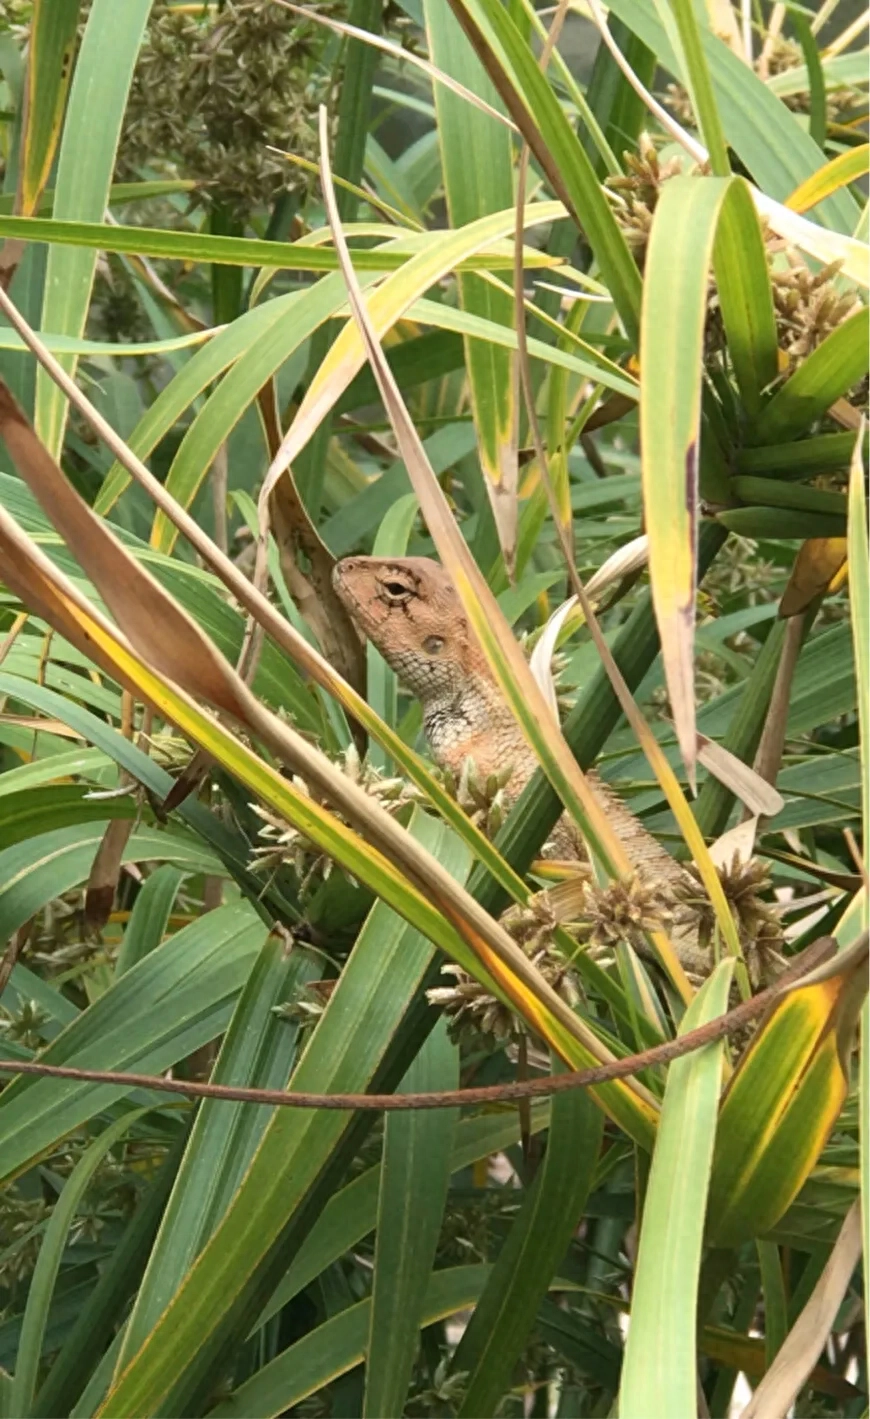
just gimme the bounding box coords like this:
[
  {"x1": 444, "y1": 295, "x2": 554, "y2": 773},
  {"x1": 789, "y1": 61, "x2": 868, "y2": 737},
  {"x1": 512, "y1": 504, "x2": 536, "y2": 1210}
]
[
  {"x1": 770, "y1": 257, "x2": 862, "y2": 366},
  {"x1": 0, "y1": 999, "x2": 49, "y2": 1051},
  {"x1": 427, "y1": 935, "x2": 581, "y2": 1049},
  {"x1": 667, "y1": 36, "x2": 865, "y2": 130},
  {"x1": 682, "y1": 855, "x2": 785, "y2": 988},
  {"x1": 763, "y1": 35, "x2": 865, "y2": 124},
  {"x1": 118, "y1": 0, "x2": 339, "y2": 220},
  {"x1": 250, "y1": 745, "x2": 418, "y2": 890},
  {"x1": 574, "y1": 874, "x2": 676, "y2": 957},
  {"x1": 441, "y1": 756, "x2": 515, "y2": 840},
  {"x1": 605, "y1": 133, "x2": 689, "y2": 264}
]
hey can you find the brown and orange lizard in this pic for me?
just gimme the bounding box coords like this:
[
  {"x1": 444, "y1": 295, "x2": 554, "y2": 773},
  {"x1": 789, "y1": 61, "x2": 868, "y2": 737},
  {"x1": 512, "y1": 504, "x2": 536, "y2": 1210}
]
[{"x1": 333, "y1": 554, "x2": 714, "y2": 978}]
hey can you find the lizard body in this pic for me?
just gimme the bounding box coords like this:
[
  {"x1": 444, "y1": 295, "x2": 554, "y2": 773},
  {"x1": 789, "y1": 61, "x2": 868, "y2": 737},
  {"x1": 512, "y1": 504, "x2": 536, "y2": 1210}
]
[{"x1": 333, "y1": 555, "x2": 708, "y2": 973}]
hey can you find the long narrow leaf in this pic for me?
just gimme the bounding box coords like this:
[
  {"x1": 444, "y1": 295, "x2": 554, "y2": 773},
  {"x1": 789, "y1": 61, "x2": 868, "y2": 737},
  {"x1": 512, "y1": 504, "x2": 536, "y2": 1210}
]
[
  {"x1": 34, "y1": 0, "x2": 151, "y2": 455},
  {"x1": 619, "y1": 960, "x2": 735, "y2": 1419}
]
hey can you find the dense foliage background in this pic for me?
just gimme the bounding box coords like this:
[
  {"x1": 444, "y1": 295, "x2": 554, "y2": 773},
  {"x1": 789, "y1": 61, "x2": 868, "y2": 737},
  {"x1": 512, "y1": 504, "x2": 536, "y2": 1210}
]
[{"x1": 0, "y1": 1, "x2": 866, "y2": 1415}]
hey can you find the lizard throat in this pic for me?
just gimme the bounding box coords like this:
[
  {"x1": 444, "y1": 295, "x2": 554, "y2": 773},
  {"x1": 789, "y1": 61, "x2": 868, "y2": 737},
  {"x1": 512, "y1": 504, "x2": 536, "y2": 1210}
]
[{"x1": 421, "y1": 683, "x2": 529, "y2": 787}]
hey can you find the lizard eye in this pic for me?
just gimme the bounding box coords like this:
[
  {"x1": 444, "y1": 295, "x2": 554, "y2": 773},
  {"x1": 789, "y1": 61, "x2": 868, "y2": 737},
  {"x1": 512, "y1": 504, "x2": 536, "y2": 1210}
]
[
  {"x1": 378, "y1": 575, "x2": 415, "y2": 605},
  {"x1": 423, "y1": 635, "x2": 444, "y2": 654}
]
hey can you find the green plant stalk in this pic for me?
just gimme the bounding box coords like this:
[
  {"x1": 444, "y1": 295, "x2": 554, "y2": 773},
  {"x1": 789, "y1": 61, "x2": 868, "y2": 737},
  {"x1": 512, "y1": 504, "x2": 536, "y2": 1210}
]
[
  {"x1": 792, "y1": 11, "x2": 827, "y2": 149},
  {"x1": 691, "y1": 620, "x2": 788, "y2": 843},
  {"x1": 582, "y1": 13, "x2": 656, "y2": 177},
  {"x1": 294, "y1": 0, "x2": 383, "y2": 515},
  {"x1": 716, "y1": 508, "x2": 847, "y2": 539},
  {"x1": 667, "y1": 0, "x2": 730, "y2": 175},
  {"x1": 731, "y1": 476, "x2": 848, "y2": 517}
]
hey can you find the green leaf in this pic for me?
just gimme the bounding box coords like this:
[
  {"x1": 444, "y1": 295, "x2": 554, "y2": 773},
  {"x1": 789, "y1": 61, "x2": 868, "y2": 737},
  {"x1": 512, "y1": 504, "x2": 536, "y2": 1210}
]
[
  {"x1": 33, "y1": 1134, "x2": 186, "y2": 1419},
  {"x1": 0, "y1": 747, "x2": 109, "y2": 797},
  {"x1": 0, "y1": 213, "x2": 551, "y2": 275},
  {"x1": 0, "y1": 904, "x2": 267, "y2": 1183},
  {"x1": 16, "y1": 0, "x2": 81, "y2": 218},
  {"x1": 640, "y1": 175, "x2": 772, "y2": 778},
  {"x1": 666, "y1": 0, "x2": 730, "y2": 174},
  {"x1": 791, "y1": 11, "x2": 827, "y2": 150},
  {"x1": 410, "y1": 296, "x2": 638, "y2": 396},
  {"x1": 848, "y1": 430, "x2": 868, "y2": 872},
  {"x1": 751, "y1": 308, "x2": 870, "y2": 447},
  {"x1": 0, "y1": 784, "x2": 135, "y2": 850},
  {"x1": 151, "y1": 272, "x2": 381, "y2": 554},
  {"x1": 114, "y1": 865, "x2": 184, "y2": 979},
  {"x1": 97, "y1": 811, "x2": 470, "y2": 1418},
  {"x1": 209, "y1": 1266, "x2": 493, "y2": 1419},
  {"x1": 363, "y1": 1018, "x2": 458, "y2": 1418},
  {"x1": 425, "y1": 0, "x2": 517, "y2": 563},
  {"x1": 34, "y1": 0, "x2": 151, "y2": 455},
  {"x1": 10, "y1": 1107, "x2": 150, "y2": 1417},
  {"x1": 619, "y1": 959, "x2": 735, "y2": 1419},
  {"x1": 454, "y1": 1069, "x2": 604, "y2": 1418},
  {"x1": 0, "y1": 672, "x2": 301, "y2": 914},
  {"x1": 606, "y1": 0, "x2": 859, "y2": 230},
  {"x1": 93, "y1": 293, "x2": 299, "y2": 515},
  {"x1": 119, "y1": 934, "x2": 322, "y2": 1362},
  {"x1": 0, "y1": 821, "x2": 223, "y2": 942},
  {"x1": 446, "y1": 0, "x2": 642, "y2": 341},
  {"x1": 254, "y1": 1104, "x2": 551, "y2": 1331}
]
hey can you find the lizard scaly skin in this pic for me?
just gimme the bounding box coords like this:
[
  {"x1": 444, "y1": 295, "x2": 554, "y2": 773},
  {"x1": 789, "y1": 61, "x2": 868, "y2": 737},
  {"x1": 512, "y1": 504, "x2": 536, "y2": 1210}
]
[{"x1": 333, "y1": 555, "x2": 709, "y2": 975}]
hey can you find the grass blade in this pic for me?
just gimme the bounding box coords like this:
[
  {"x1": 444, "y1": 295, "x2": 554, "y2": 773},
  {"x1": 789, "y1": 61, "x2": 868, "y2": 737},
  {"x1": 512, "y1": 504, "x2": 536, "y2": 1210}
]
[
  {"x1": 34, "y1": 0, "x2": 151, "y2": 455},
  {"x1": 751, "y1": 308, "x2": 869, "y2": 446},
  {"x1": 847, "y1": 426, "x2": 868, "y2": 877},
  {"x1": 0, "y1": 212, "x2": 553, "y2": 273},
  {"x1": 666, "y1": 0, "x2": 730, "y2": 174},
  {"x1": 98, "y1": 811, "x2": 467, "y2": 1416},
  {"x1": 10, "y1": 1109, "x2": 151, "y2": 1417},
  {"x1": 210, "y1": 1266, "x2": 493, "y2": 1418},
  {"x1": 640, "y1": 174, "x2": 770, "y2": 781},
  {"x1": 363, "y1": 1019, "x2": 458, "y2": 1418},
  {"x1": 425, "y1": 0, "x2": 518, "y2": 566},
  {"x1": 706, "y1": 940, "x2": 867, "y2": 1248},
  {"x1": 606, "y1": 0, "x2": 859, "y2": 229},
  {"x1": 16, "y1": 0, "x2": 81, "y2": 218},
  {"x1": 787, "y1": 143, "x2": 870, "y2": 213},
  {"x1": 118, "y1": 935, "x2": 322, "y2": 1364},
  {"x1": 454, "y1": 1072, "x2": 604, "y2": 1417},
  {"x1": 447, "y1": 0, "x2": 642, "y2": 342},
  {"x1": 619, "y1": 959, "x2": 735, "y2": 1419},
  {"x1": 0, "y1": 903, "x2": 267, "y2": 1183}
]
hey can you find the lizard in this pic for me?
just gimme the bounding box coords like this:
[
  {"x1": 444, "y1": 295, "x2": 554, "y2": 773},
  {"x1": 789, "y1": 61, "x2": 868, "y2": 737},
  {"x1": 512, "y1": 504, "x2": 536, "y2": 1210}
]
[{"x1": 333, "y1": 554, "x2": 714, "y2": 978}]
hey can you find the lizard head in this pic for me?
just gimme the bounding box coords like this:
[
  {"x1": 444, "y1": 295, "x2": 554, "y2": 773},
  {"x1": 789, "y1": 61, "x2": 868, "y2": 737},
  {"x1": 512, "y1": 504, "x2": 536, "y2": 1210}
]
[{"x1": 332, "y1": 555, "x2": 491, "y2": 704}]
